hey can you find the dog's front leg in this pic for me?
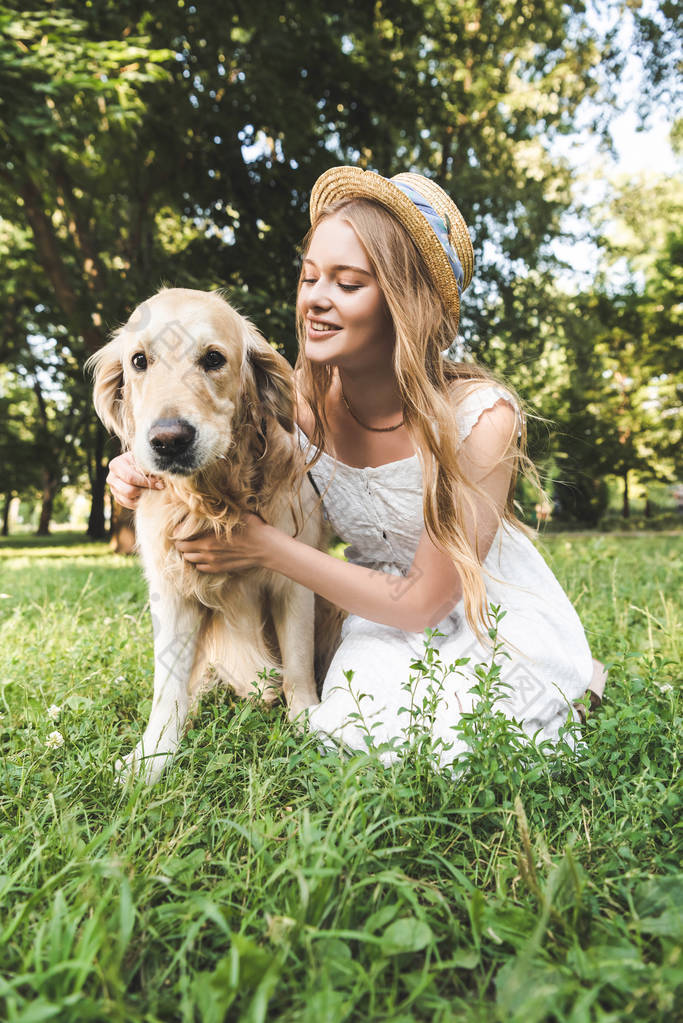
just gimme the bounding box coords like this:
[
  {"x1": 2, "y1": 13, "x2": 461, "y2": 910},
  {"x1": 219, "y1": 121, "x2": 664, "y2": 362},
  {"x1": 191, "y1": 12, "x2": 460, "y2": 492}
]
[
  {"x1": 271, "y1": 582, "x2": 319, "y2": 721},
  {"x1": 117, "y1": 589, "x2": 202, "y2": 785}
]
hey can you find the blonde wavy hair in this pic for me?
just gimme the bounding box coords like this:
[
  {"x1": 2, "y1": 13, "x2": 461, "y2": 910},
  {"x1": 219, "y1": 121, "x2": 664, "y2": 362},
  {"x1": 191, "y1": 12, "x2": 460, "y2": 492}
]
[{"x1": 294, "y1": 198, "x2": 547, "y2": 645}]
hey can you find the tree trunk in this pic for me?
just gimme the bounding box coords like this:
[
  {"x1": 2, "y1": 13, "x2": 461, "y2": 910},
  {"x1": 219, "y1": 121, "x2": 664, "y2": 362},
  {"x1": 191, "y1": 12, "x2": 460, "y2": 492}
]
[
  {"x1": 2, "y1": 493, "x2": 11, "y2": 536},
  {"x1": 110, "y1": 501, "x2": 136, "y2": 554},
  {"x1": 622, "y1": 469, "x2": 630, "y2": 519},
  {"x1": 36, "y1": 469, "x2": 59, "y2": 536},
  {"x1": 644, "y1": 492, "x2": 652, "y2": 518},
  {"x1": 19, "y1": 170, "x2": 104, "y2": 355},
  {"x1": 87, "y1": 422, "x2": 109, "y2": 539}
]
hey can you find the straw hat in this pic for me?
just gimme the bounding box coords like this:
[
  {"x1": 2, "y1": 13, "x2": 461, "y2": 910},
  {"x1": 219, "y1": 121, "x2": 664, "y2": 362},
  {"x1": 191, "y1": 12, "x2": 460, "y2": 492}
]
[{"x1": 309, "y1": 166, "x2": 474, "y2": 322}]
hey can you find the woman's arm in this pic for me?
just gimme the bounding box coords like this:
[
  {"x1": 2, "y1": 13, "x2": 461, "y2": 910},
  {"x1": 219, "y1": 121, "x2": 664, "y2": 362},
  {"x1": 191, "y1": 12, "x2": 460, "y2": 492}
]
[
  {"x1": 177, "y1": 398, "x2": 517, "y2": 632},
  {"x1": 265, "y1": 526, "x2": 446, "y2": 632},
  {"x1": 177, "y1": 518, "x2": 441, "y2": 632}
]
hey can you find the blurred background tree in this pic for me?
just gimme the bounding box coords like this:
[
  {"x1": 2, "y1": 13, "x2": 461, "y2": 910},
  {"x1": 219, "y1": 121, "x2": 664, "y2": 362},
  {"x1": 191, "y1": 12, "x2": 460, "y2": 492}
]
[
  {"x1": 0, "y1": 0, "x2": 680, "y2": 535},
  {"x1": 0, "y1": 375, "x2": 43, "y2": 535}
]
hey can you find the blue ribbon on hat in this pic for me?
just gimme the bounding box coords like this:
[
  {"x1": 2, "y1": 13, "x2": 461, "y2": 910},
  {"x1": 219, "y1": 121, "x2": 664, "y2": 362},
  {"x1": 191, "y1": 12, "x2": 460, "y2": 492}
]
[{"x1": 392, "y1": 180, "x2": 464, "y2": 297}]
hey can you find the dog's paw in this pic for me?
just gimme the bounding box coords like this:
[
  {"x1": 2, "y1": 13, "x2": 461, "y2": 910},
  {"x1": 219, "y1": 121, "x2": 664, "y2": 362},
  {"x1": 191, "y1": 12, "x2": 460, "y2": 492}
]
[
  {"x1": 114, "y1": 743, "x2": 173, "y2": 786},
  {"x1": 286, "y1": 697, "x2": 319, "y2": 729}
]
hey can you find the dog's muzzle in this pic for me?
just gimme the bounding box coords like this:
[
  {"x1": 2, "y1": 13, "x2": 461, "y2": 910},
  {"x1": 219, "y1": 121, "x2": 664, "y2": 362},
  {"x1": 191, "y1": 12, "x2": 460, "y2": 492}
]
[{"x1": 148, "y1": 418, "x2": 197, "y2": 472}]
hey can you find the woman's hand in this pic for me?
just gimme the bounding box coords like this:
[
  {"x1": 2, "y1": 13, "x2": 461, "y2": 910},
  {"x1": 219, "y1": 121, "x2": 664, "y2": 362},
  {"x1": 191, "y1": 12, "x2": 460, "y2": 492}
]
[
  {"x1": 174, "y1": 513, "x2": 270, "y2": 573},
  {"x1": 107, "y1": 452, "x2": 165, "y2": 509}
]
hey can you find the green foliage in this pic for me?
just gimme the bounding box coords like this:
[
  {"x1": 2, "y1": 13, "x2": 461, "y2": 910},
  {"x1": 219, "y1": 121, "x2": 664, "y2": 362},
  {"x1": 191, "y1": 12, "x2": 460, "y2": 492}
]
[
  {"x1": 0, "y1": 3, "x2": 176, "y2": 533},
  {"x1": 628, "y1": 0, "x2": 683, "y2": 108},
  {"x1": 0, "y1": 533, "x2": 680, "y2": 1020},
  {"x1": 0, "y1": 0, "x2": 624, "y2": 347},
  {"x1": 0, "y1": 374, "x2": 43, "y2": 500},
  {"x1": 528, "y1": 163, "x2": 683, "y2": 523},
  {"x1": 569, "y1": 175, "x2": 683, "y2": 508},
  {"x1": 1, "y1": 0, "x2": 668, "y2": 536}
]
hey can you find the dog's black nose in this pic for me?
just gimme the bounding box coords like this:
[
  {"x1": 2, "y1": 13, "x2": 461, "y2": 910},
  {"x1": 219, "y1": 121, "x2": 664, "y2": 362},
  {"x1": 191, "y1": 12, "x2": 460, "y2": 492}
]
[{"x1": 148, "y1": 418, "x2": 196, "y2": 456}]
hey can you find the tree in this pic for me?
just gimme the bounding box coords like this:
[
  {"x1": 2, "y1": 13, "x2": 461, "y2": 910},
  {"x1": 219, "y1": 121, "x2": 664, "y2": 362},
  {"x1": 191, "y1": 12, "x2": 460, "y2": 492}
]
[
  {"x1": 628, "y1": 0, "x2": 683, "y2": 111},
  {"x1": 0, "y1": 0, "x2": 666, "y2": 533},
  {"x1": 588, "y1": 165, "x2": 683, "y2": 516},
  {"x1": 0, "y1": 4, "x2": 173, "y2": 536},
  {"x1": 0, "y1": 373, "x2": 44, "y2": 534}
]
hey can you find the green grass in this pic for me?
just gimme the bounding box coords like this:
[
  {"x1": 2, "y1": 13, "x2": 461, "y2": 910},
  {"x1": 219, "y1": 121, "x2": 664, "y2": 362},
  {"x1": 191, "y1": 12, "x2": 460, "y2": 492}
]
[{"x1": 0, "y1": 533, "x2": 681, "y2": 1022}]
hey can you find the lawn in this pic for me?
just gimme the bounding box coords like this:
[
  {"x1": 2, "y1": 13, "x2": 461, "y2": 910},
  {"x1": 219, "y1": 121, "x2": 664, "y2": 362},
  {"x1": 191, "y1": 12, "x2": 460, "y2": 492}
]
[{"x1": 0, "y1": 532, "x2": 680, "y2": 1022}]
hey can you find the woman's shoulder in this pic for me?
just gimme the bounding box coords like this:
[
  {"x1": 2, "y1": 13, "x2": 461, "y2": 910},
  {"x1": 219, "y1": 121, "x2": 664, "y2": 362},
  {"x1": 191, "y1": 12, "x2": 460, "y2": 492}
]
[
  {"x1": 447, "y1": 376, "x2": 523, "y2": 445},
  {"x1": 447, "y1": 373, "x2": 518, "y2": 406}
]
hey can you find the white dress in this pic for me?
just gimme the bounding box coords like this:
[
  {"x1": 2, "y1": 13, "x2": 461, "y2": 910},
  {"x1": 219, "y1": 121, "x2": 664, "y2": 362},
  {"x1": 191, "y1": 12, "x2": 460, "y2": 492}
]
[{"x1": 297, "y1": 383, "x2": 594, "y2": 766}]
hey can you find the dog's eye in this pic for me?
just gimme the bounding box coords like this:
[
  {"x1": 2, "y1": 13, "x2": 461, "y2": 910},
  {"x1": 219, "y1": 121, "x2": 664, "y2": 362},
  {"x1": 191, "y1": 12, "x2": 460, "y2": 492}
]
[
  {"x1": 201, "y1": 350, "x2": 226, "y2": 371},
  {"x1": 131, "y1": 352, "x2": 147, "y2": 371}
]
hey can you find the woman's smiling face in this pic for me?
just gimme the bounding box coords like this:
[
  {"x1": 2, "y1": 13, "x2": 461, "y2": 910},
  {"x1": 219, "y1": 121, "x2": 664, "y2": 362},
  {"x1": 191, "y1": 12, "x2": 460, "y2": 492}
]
[{"x1": 297, "y1": 215, "x2": 394, "y2": 370}]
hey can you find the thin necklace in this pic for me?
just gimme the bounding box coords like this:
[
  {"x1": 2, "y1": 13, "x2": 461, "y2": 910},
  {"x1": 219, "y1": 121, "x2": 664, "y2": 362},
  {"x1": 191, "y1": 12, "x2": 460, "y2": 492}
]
[{"x1": 341, "y1": 385, "x2": 404, "y2": 433}]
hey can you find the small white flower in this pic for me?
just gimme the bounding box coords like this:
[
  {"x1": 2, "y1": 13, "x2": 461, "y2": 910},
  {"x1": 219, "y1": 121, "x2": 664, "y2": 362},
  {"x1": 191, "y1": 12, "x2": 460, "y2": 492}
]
[
  {"x1": 114, "y1": 676, "x2": 126, "y2": 684},
  {"x1": 47, "y1": 704, "x2": 61, "y2": 721},
  {"x1": 46, "y1": 730, "x2": 64, "y2": 749},
  {"x1": 659, "y1": 683, "x2": 673, "y2": 694}
]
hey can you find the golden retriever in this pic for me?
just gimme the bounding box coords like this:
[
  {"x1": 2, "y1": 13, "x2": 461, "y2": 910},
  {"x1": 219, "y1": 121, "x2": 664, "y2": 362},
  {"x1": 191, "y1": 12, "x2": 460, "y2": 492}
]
[{"x1": 87, "y1": 287, "x2": 327, "y2": 783}]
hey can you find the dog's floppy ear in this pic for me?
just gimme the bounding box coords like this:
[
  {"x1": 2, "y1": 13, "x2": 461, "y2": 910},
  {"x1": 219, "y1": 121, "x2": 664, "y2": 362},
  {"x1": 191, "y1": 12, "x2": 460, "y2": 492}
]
[
  {"x1": 243, "y1": 327, "x2": 295, "y2": 434},
  {"x1": 85, "y1": 330, "x2": 128, "y2": 441}
]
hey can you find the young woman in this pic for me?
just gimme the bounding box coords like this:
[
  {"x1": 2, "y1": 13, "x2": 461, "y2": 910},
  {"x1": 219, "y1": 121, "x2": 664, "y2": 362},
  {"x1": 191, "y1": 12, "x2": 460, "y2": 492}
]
[{"x1": 107, "y1": 166, "x2": 606, "y2": 765}]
